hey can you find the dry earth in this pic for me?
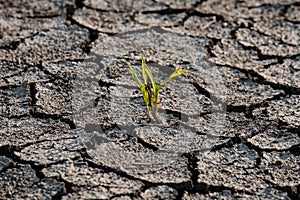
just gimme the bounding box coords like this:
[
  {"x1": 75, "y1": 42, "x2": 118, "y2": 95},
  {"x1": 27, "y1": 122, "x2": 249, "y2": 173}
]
[{"x1": 0, "y1": 0, "x2": 299, "y2": 199}]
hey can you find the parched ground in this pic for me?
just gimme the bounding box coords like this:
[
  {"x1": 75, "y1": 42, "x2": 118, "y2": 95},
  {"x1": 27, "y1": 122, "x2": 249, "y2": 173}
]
[{"x1": 0, "y1": 0, "x2": 299, "y2": 199}]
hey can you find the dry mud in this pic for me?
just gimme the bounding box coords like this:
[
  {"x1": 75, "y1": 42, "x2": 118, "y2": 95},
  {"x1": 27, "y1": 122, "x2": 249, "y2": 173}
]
[{"x1": 0, "y1": 0, "x2": 299, "y2": 199}]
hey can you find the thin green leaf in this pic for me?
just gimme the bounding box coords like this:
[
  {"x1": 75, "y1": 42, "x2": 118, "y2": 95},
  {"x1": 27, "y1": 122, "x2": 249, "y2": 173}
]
[
  {"x1": 159, "y1": 69, "x2": 185, "y2": 89},
  {"x1": 141, "y1": 84, "x2": 150, "y2": 107},
  {"x1": 144, "y1": 64, "x2": 157, "y2": 92},
  {"x1": 141, "y1": 57, "x2": 147, "y2": 85},
  {"x1": 124, "y1": 59, "x2": 142, "y2": 88},
  {"x1": 144, "y1": 63, "x2": 158, "y2": 105}
]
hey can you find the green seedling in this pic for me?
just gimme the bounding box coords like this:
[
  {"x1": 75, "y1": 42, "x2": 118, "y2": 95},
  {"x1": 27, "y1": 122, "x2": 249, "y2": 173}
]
[{"x1": 124, "y1": 57, "x2": 185, "y2": 116}]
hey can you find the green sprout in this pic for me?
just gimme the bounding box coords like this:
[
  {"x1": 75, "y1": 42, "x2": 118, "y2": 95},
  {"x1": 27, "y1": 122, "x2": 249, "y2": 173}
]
[{"x1": 124, "y1": 57, "x2": 185, "y2": 116}]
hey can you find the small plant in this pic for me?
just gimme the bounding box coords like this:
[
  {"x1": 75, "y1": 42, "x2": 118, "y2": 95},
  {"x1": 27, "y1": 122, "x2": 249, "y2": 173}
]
[{"x1": 124, "y1": 57, "x2": 185, "y2": 117}]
